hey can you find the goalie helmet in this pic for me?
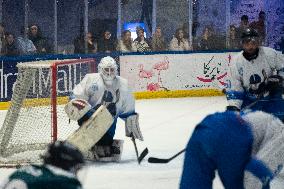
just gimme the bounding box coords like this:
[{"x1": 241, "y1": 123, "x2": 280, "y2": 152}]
[
  {"x1": 98, "y1": 56, "x2": 118, "y2": 86},
  {"x1": 42, "y1": 141, "x2": 85, "y2": 173}
]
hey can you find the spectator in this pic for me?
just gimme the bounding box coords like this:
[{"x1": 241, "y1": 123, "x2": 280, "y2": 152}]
[
  {"x1": 28, "y1": 24, "x2": 52, "y2": 54},
  {"x1": 97, "y1": 30, "x2": 116, "y2": 53},
  {"x1": 182, "y1": 22, "x2": 189, "y2": 40},
  {"x1": 16, "y1": 27, "x2": 37, "y2": 55},
  {"x1": 116, "y1": 30, "x2": 137, "y2": 52},
  {"x1": 1, "y1": 33, "x2": 20, "y2": 56},
  {"x1": 182, "y1": 21, "x2": 200, "y2": 40},
  {"x1": 228, "y1": 25, "x2": 241, "y2": 49},
  {"x1": 133, "y1": 27, "x2": 151, "y2": 52},
  {"x1": 236, "y1": 15, "x2": 250, "y2": 42},
  {"x1": 197, "y1": 26, "x2": 215, "y2": 50},
  {"x1": 250, "y1": 11, "x2": 266, "y2": 45},
  {"x1": 0, "y1": 23, "x2": 6, "y2": 54},
  {"x1": 169, "y1": 28, "x2": 191, "y2": 51},
  {"x1": 151, "y1": 27, "x2": 167, "y2": 51},
  {"x1": 238, "y1": 15, "x2": 250, "y2": 34},
  {"x1": 74, "y1": 32, "x2": 97, "y2": 54}
]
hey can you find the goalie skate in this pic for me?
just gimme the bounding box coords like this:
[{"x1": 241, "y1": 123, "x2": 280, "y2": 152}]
[
  {"x1": 66, "y1": 105, "x2": 113, "y2": 155},
  {"x1": 90, "y1": 139, "x2": 124, "y2": 163}
]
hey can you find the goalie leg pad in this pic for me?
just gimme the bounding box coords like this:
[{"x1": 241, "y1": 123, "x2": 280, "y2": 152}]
[
  {"x1": 66, "y1": 105, "x2": 114, "y2": 155},
  {"x1": 125, "y1": 113, "x2": 144, "y2": 141}
]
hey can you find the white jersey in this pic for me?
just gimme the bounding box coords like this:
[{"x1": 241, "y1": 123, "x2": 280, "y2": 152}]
[
  {"x1": 227, "y1": 46, "x2": 284, "y2": 108},
  {"x1": 242, "y1": 111, "x2": 284, "y2": 188},
  {"x1": 72, "y1": 73, "x2": 135, "y2": 117}
]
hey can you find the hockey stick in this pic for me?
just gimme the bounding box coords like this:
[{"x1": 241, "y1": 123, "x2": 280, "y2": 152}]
[
  {"x1": 131, "y1": 135, "x2": 149, "y2": 164},
  {"x1": 148, "y1": 148, "x2": 186, "y2": 163}
]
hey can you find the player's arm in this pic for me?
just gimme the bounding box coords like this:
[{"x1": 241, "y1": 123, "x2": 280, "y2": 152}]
[
  {"x1": 265, "y1": 50, "x2": 284, "y2": 95},
  {"x1": 119, "y1": 86, "x2": 143, "y2": 141},
  {"x1": 65, "y1": 74, "x2": 93, "y2": 122},
  {"x1": 66, "y1": 75, "x2": 111, "y2": 125},
  {"x1": 70, "y1": 74, "x2": 92, "y2": 101},
  {"x1": 274, "y1": 50, "x2": 284, "y2": 78},
  {"x1": 226, "y1": 59, "x2": 245, "y2": 111}
]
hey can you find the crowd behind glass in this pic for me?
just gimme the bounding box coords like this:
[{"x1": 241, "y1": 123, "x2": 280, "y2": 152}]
[{"x1": 0, "y1": 11, "x2": 267, "y2": 56}]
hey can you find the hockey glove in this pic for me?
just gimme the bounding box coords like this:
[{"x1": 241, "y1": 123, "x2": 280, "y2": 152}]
[
  {"x1": 125, "y1": 113, "x2": 144, "y2": 141},
  {"x1": 65, "y1": 99, "x2": 91, "y2": 121},
  {"x1": 266, "y1": 75, "x2": 283, "y2": 96},
  {"x1": 226, "y1": 105, "x2": 240, "y2": 112},
  {"x1": 248, "y1": 82, "x2": 266, "y2": 96}
]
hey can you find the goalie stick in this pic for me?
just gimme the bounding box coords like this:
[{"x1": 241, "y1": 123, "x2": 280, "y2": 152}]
[
  {"x1": 131, "y1": 134, "x2": 149, "y2": 164},
  {"x1": 148, "y1": 148, "x2": 185, "y2": 164}
]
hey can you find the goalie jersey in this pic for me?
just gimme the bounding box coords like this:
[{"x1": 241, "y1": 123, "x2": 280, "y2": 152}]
[
  {"x1": 71, "y1": 73, "x2": 135, "y2": 137},
  {"x1": 72, "y1": 73, "x2": 135, "y2": 115},
  {"x1": 0, "y1": 165, "x2": 82, "y2": 189}
]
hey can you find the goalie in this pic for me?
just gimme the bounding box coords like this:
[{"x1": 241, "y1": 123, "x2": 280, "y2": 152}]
[{"x1": 65, "y1": 56, "x2": 143, "y2": 161}]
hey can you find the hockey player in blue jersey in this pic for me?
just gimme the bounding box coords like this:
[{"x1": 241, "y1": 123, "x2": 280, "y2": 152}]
[
  {"x1": 65, "y1": 56, "x2": 143, "y2": 161},
  {"x1": 180, "y1": 110, "x2": 284, "y2": 189},
  {"x1": 0, "y1": 141, "x2": 85, "y2": 189},
  {"x1": 226, "y1": 28, "x2": 284, "y2": 121}
]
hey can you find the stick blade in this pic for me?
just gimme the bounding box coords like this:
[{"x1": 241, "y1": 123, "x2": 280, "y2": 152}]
[
  {"x1": 148, "y1": 157, "x2": 169, "y2": 163},
  {"x1": 138, "y1": 148, "x2": 149, "y2": 164}
]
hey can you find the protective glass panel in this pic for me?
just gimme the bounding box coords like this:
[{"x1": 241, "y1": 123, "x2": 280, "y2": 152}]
[
  {"x1": 195, "y1": 0, "x2": 227, "y2": 51},
  {"x1": 27, "y1": 0, "x2": 55, "y2": 54},
  {"x1": 156, "y1": 0, "x2": 190, "y2": 51},
  {"x1": 0, "y1": 0, "x2": 283, "y2": 54},
  {"x1": 57, "y1": 1, "x2": 84, "y2": 54},
  {"x1": 88, "y1": 0, "x2": 118, "y2": 53}
]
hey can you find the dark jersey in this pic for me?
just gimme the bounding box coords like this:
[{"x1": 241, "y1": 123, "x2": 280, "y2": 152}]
[{"x1": 1, "y1": 165, "x2": 82, "y2": 189}]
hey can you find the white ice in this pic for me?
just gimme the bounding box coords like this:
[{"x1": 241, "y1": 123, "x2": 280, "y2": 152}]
[{"x1": 0, "y1": 96, "x2": 282, "y2": 189}]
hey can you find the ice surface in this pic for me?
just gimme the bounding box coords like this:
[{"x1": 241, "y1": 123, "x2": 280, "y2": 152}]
[{"x1": 0, "y1": 96, "x2": 281, "y2": 188}]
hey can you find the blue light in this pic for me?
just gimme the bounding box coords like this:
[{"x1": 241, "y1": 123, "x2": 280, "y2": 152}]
[{"x1": 123, "y1": 22, "x2": 147, "y2": 39}]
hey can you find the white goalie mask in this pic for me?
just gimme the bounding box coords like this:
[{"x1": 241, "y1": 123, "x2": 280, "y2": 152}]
[{"x1": 98, "y1": 56, "x2": 118, "y2": 86}]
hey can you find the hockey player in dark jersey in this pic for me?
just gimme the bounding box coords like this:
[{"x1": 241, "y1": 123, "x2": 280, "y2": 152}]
[
  {"x1": 180, "y1": 110, "x2": 284, "y2": 189},
  {"x1": 0, "y1": 141, "x2": 85, "y2": 189}
]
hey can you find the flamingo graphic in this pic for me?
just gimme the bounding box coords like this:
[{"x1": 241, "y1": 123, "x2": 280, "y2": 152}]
[
  {"x1": 139, "y1": 64, "x2": 153, "y2": 79},
  {"x1": 153, "y1": 56, "x2": 169, "y2": 83},
  {"x1": 147, "y1": 83, "x2": 160, "y2": 91}
]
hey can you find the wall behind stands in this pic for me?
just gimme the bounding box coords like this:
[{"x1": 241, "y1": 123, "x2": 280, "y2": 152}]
[{"x1": 120, "y1": 51, "x2": 238, "y2": 99}]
